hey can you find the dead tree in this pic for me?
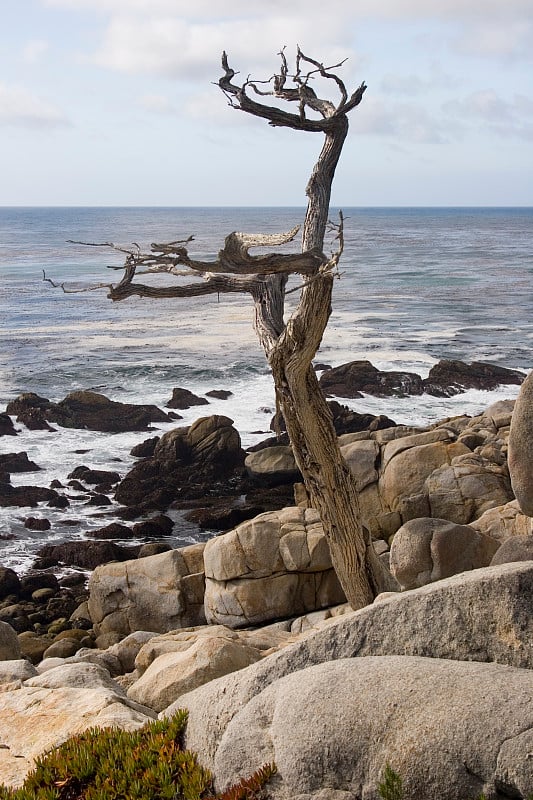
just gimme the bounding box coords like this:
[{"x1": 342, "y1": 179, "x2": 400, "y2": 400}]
[{"x1": 54, "y1": 50, "x2": 394, "y2": 608}]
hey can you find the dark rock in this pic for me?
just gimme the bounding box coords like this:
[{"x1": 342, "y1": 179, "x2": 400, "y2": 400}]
[
  {"x1": 50, "y1": 480, "x2": 64, "y2": 489},
  {"x1": 206, "y1": 389, "x2": 233, "y2": 400},
  {"x1": 32, "y1": 557, "x2": 59, "y2": 570},
  {"x1": 67, "y1": 480, "x2": 86, "y2": 491},
  {"x1": 167, "y1": 387, "x2": 209, "y2": 410},
  {"x1": 35, "y1": 540, "x2": 140, "y2": 569},
  {"x1": 265, "y1": 401, "x2": 396, "y2": 446},
  {"x1": 130, "y1": 436, "x2": 160, "y2": 458},
  {"x1": 6, "y1": 392, "x2": 50, "y2": 415},
  {"x1": 16, "y1": 408, "x2": 55, "y2": 431},
  {"x1": 0, "y1": 485, "x2": 61, "y2": 508},
  {"x1": 59, "y1": 573, "x2": 87, "y2": 588},
  {"x1": 131, "y1": 514, "x2": 174, "y2": 538},
  {"x1": 0, "y1": 413, "x2": 17, "y2": 436},
  {"x1": 67, "y1": 466, "x2": 121, "y2": 485},
  {"x1": 47, "y1": 495, "x2": 70, "y2": 509},
  {"x1": 319, "y1": 360, "x2": 424, "y2": 398},
  {"x1": 20, "y1": 573, "x2": 60, "y2": 598},
  {"x1": 185, "y1": 502, "x2": 266, "y2": 531},
  {"x1": 24, "y1": 517, "x2": 51, "y2": 531},
  {"x1": 115, "y1": 416, "x2": 246, "y2": 511},
  {"x1": 0, "y1": 452, "x2": 41, "y2": 473},
  {"x1": 86, "y1": 522, "x2": 134, "y2": 539},
  {"x1": 17, "y1": 632, "x2": 50, "y2": 664},
  {"x1": 423, "y1": 360, "x2": 526, "y2": 397},
  {"x1": 137, "y1": 542, "x2": 173, "y2": 558},
  {"x1": 85, "y1": 494, "x2": 112, "y2": 507},
  {"x1": 7, "y1": 390, "x2": 171, "y2": 432},
  {"x1": 0, "y1": 567, "x2": 21, "y2": 600}
]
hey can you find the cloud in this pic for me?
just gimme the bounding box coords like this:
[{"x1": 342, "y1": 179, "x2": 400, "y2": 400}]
[
  {"x1": 0, "y1": 82, "x2": 71, "y2": 129},
  {"x1": 44, "y1": 0, "x2": 533, "y2": 22},
  {"x1": 380, "y1": 65, "x2": 458, "y2": 97},
  {"x1": 21, "y1": 39, "x2": 49, "y2": 64},
  {"x1": 350, "y1": 97, "x2": 448, "y2": 144},
  {"x1": 453, "y1": 19, "x2": 533, "y2": 60},
  {"x1": 444, "y1": 89, "x2": 533, "y2": 140},
  {"x1": 92, "y1": 14, "x2": 354, "y2": 81}
]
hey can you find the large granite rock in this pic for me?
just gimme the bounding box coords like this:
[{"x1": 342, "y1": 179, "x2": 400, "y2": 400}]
[
  {"x1": 172, "y1": 562, "x2": 533, "y2": 773},
  {"x1": 128, "y1": 630, "x2": 263, "y2": 713},
  {"x1": 390, "y1": 517, "x2": 499, "y2": 590},
  {"x1": 508, "y1": 369, "x2": 533, "y2": 516},
  {"x1": 88, "y1": 544, "x2": 206, "y2": 642},
  {"x1": 244, "y1": 445, "x2": 301, "y2": 486},
  {"x1": 470, "y1": 500, "x2": 533, "y2": 542},
  {"x1": 203, "y1": 507, "x2": 345, "y2": 628},
  {"x1": 6, "y1": 390, "x2": 171, "y2": 432},
  {"x1": 210, "y1": 656, "x2": 533, "y2": 800}
]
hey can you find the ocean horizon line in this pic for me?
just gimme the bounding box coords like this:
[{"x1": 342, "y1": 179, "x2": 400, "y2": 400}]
[{"x1": 1, "y1": 204, "x2": 532, "y2": 211}]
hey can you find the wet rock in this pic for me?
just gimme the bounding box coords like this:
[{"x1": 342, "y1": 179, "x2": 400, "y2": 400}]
[
  {"x1": 115, "y1": 416, "x2": 246, "y2": 511},
  {"x1": 85, "y1": 493, "x2": 112, "y2": 507},
  {"x1": 131, "y1": 515, "x2": 174, "y2": 538},
  {"x1": 269, "y1": 400, "x2": 396, "y2": 439},
  {"x1": 24, "y1": 517, "x2": 51, "y2": 532},
  {"x1": 7, "y1": 390, "x2": 171, "y2": 433},
  {"x1": 0, "y1": 485, "x2": 61, "y2": 508},
  {"x1": 0, "y1": 568, "x2": 21, "y2": 600},
  {"x1": 19, "y1": 573, "x2": 60, "y2": 598},
  {"x1": 16, "y1": 408, "x2": 55, "y2": 431},
  {"x1": 130, "y1": 436, "x2": 160, "y2": 458},
  {"x1": 47, "y1": 495, "x2": 69, "y2": 509},
  {"x1": 206, "y1": 390, "x2": 233, "y2": 400},
  {"x1": 67, "y1": 466, "x2": 121, "y2": 485},
  {"x1": 319, "y1": 360, "x2": 424, "y2": 398},
  {"x1": 167, "y1": 388, "x2": 209, "y2": 409},
  {"x1": 423, "y1": 359, "x2": 525, "y2": 397},
  {"x1": 35, "y1": 541, "x2": 139, "y2": 570},
  {"x1": 0, "y1": 453, "x2": 41, "y2": 473},
  {"x1": 318, "y1": 358, "x2": 525, "y2": 400},
  {"x1": 86, "y1": 522, "x2": 135, "y2": 540},
  {"x1": 0, "y1": 413, "x2": 17, "y2": 436}
]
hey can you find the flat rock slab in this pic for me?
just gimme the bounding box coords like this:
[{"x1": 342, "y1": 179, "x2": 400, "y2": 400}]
[{"x1": 0, "y1": 684, "x2": 155, "y2": 787}]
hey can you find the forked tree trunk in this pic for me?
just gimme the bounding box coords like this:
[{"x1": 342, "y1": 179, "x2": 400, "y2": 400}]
[{"x1": 263, "y1": 125, "x2": 393, "y2": 607}]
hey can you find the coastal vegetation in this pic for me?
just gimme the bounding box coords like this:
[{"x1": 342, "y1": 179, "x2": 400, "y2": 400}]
[{"x1": 0, "y1": 712, "x2": 275, "y2": 800}]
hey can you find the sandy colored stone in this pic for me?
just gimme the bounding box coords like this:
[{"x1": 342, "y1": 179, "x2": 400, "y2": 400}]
[{"x1": 212, "y1": 656, "x2": 533, "y2": 800}]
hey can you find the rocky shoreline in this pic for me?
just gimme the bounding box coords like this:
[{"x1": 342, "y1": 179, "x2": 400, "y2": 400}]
[{"x1": 1, "y1": 358, "x2": 532, "y2": 798}]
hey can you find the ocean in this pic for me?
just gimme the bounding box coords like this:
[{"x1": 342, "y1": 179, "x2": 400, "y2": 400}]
[{"x1": 1, "y1": 206, "x2": 532, "y2": 573}]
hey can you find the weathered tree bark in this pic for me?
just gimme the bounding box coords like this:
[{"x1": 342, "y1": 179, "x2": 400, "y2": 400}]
[
  {"x1": 219, "y1": 49, "x2": 394, "y2": 605},
  {"x1": 52, "y1": 49, "x2": 394, "y2": 608}
]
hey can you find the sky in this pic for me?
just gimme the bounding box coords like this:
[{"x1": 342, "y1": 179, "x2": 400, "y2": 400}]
[{"x1": 1, "y1": 0, "x2": 532, "y2": 206}]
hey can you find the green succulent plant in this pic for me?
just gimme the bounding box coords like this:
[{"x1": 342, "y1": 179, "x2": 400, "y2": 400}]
[{"x1": 0, "y1": 711, "x2": 275, "y2": 800}]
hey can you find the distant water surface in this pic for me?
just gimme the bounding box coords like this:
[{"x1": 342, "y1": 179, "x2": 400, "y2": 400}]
[{"x1": 0, "y1": 206, "x2": 531, "y2": 570}]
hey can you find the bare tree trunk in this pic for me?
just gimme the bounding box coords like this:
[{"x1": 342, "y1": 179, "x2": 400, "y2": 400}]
[{"x1": 60, "y1": 50, "x2": 394, "y2": 610}]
